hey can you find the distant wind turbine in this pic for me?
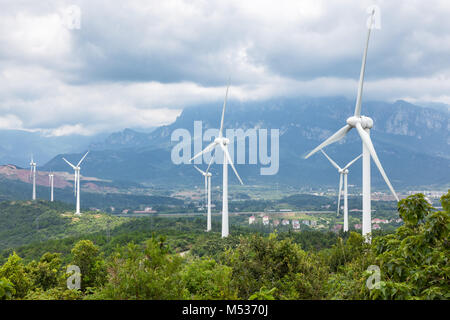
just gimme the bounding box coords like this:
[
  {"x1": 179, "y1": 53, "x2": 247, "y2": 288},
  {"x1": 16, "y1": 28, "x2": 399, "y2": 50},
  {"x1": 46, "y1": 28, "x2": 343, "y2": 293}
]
[
  {"x1": 194, "y1": 163, "x2": 213, "y2": 232},
  {"x1": 49, "y1": 172, "x2": 54, "y2": 202},
  {"x1": 30, "y1": 155, "x2": 36, "y2": 201},
  {"x1": 190, "y1": 84, "x2": 243, "y2": 238},
  {"x1": 321, "y1": 150, "x2": 361, "y2": 232},
  {"x1": 305, "y1": 11, "x2": 399, "y2": 242},
  {"x1": 62, "y1": 151, "x2": 89, "y2": 215}
]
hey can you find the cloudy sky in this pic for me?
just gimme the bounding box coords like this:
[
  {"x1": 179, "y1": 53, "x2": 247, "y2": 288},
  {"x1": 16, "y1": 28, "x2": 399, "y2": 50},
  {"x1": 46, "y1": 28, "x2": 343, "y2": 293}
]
[{"x1": 1, "y1": 0, "x2": 449, "y2": 136}]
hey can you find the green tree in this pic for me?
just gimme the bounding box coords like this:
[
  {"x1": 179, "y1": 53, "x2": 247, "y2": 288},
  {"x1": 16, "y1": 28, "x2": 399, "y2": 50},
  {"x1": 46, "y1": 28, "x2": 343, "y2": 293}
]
[
  {"x1": 71, "y1": 240, "x2": 107, "y2": 291},
  {"x1": 24, "y1": 287, "x2": 82, "y2": 300},
  {"x1": 370, "y1": 192, "x2": 449, "y2": 299},
  {"x1": 27, "y1": 253, "x2": 63, "y2": 291},
  {"x1": 89, "y1": 237, "x2": 187, "y2": 299},
  {"x1": 224, "y1": 233, "x2": 328, "y2": 299},
  {"x1": 182, "y1": 257, "x2": 237, "y2": 299},
  {"x1": 0, "y1": 252, "x2": 32, "y2": 298},
  {"x1": 0, "y1": 277, "x2": 15, "y2": 300},
  {"x1": 249, "y1": 286, "x2": 277, "y2": 300}
]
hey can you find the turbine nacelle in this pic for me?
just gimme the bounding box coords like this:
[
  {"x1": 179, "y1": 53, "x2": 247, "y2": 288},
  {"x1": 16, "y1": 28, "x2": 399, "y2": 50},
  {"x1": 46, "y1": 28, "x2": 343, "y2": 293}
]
[
  {"x1": 346, "y1": 116, "x2": 373, "y2": 129},
  {"x1": 214, "y1": 137, "x2": 230, "y2": 145}
]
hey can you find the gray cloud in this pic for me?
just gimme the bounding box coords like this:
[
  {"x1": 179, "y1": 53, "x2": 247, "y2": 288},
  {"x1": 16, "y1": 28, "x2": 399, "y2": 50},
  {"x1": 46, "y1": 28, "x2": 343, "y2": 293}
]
[{"x1": 0, "y1": 0, "x2": 449, "y2": 135}]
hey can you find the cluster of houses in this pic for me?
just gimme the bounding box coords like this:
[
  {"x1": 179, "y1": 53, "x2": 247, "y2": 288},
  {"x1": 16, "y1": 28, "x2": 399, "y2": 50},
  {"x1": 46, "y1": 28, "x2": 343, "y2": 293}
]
[
  {"x1": 330, "y1": 216, "x2": 404, "y2": 233},
  {"x1": 121, "y1": 207, "x2": 157, "y2": 214},
  {"x1": 249, "y1": 215, "x2": 318, "y2": 230}
]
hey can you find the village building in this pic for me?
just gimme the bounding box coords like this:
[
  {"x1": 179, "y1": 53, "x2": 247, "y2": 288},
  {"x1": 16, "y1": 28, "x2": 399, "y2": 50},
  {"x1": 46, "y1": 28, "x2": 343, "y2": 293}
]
[{"x1": 372, "y1": 224, "x2": 381, "y2": 230}]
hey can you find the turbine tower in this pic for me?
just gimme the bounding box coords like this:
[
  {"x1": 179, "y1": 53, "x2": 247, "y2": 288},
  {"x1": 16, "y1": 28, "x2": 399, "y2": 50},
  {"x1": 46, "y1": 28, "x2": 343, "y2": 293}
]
[
  {"x1": 305, "y1": 11, "x2": 399, "y2": 242},
  {"x1": 321, "y1": 150, "x2": 361, "y2": 232},
  {"x1": 30, "y1": 155, "x2": 37, "y2": 201},
  {"x1": 190, "y1": 84, "x2": 243, "y2": 237},
  {"x1": 194, "y1": 165, "x2": 213, "y2": 232},
  {"x1": 62, "y1": 151, "x2": 89, "y2": 215},
  {"x1": 49, "y1": 173, "x2": 54, "y2": 202}
]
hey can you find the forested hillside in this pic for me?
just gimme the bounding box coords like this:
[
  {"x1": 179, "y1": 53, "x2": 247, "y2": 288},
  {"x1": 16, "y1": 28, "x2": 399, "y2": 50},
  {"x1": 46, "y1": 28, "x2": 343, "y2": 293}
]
[
  {"x1": 0, "y1": 200, "x2": 128, "y2": 251},
  {"x1": 0, "y1": 191, "x2": 448, "y2": 300}
]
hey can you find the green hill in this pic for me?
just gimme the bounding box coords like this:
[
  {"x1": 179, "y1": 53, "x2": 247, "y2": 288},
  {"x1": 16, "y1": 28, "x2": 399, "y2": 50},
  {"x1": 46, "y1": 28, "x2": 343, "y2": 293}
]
[{"x1": 0, "y1": 200, "x2": 128, "y2": 251}]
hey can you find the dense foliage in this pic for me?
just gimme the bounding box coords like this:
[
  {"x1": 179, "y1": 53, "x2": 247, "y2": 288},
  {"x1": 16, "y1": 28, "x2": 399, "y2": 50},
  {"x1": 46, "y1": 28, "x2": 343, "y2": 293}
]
[{"x1": 0, "y1": 191, "x2": 448, "y2": 300}]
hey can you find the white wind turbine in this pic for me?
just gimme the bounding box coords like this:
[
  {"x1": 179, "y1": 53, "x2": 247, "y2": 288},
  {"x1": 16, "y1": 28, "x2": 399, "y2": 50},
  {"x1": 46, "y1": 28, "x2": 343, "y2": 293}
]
[
  {"x1": 305, "y1": 11, "x2": 399, "y2": 241},
  {"x1": 190, "y1": 84, "x2": 243, "y2": 238},
  {"x1": 321, "y1": 150, "x2": 361, "y2": 232},
  {"x1": 49, "y1": 172, "x2": 54, "y2": 202},
  {"x1": 30, "y1": 155, "x2": 37, "y2": 201},
  {"x1": 62, "y1": 151, "x2": 89, "y2": 215},
  {"x1": 194, "y1": 164, "x2": 213, "y2": 232}
]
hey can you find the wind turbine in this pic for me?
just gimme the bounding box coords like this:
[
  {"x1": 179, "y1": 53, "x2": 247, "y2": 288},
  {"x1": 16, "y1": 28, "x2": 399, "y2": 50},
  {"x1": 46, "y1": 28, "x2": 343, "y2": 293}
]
[
  {"x1": 304, "y1": 11, "x2": 399, "y2": 242},
  {"x1": 30, "y1": 155, "x2": 37, "y2": 201},
  {"x1": 190, "y1": 84, "x2": 243, "y2": 238},
  {"x1": 62, "y1": 151, "x2": 89, "y2": 215},
  {"x1": 49, "y1": 172, "x2": 54, "y2": 202},
  {"x1": 321, "y1": 150, "x2": 361, "y2": 232},
  {"x1": 194, "y1": 164, "x2": 212, "y2": 232}
]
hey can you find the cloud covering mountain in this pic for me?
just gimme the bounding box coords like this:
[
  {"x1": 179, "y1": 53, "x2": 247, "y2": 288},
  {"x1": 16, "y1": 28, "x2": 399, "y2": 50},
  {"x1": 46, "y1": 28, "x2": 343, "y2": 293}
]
[{"x1": 1, "y1": 1, "x2": 450, "y2": 136}]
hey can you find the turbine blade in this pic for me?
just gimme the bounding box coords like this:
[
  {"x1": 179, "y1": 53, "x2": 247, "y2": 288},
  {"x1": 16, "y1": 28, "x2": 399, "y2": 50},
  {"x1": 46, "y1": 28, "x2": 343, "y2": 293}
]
[
  {"x1": 304, "y1": 125, "x2": 352, "y2": 159},
  {"x1": 190, "y1": 141, "x2": 217, "y2": 162},
  {"x1": 194, "y1": 165, "x2": 206, "y2": 175},
  {"x1": 63, "y1": 157, "x2": 76, "y2": 169},
  {"x1": 343, "y1": 154, "x2": 362, "y2": 170},
  {"x1": 220, "y1": 143, "x2": 243, "y2": 185},
  {"x1": 77, "y1": 151, "x2": 89, "y2": 167},
  {"x1": 320, "y1": 149, "x2": 342, "y2": 171},
  {"x1": 337, "y1": 173, "x2": 343, "y2": 216},
  {"x1": 354, "y1": 11, "x2": 375, "y2": 117},
  {"x1": 206, "y1": 148, "x2": 215, "y2": 174},
  {"x1": 355, "y1": 123, "x2": 399, "y2": 201},
  {"x1": 218, "y1": 83, "x2": 230, "y2": 137}
]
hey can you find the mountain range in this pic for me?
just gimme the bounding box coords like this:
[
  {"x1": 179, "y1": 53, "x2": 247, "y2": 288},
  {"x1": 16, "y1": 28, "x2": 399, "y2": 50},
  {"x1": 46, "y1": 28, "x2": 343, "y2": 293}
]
[
  {"x1": 36, "y1": 96, "x2": 449, "y2": 190},
  {"x1": 0, "y1": 130, "x2": 108, "y2": 168}
]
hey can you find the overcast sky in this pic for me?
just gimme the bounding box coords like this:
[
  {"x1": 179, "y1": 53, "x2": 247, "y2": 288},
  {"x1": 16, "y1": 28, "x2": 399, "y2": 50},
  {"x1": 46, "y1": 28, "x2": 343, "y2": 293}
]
[{"x1": 1, "y1": 0, "x2": 449, "y2": 136}]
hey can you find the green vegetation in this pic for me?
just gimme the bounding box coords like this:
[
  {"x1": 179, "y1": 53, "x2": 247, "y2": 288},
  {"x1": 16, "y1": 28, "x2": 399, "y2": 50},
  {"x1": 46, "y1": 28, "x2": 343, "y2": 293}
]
[
  {"x1": 0, "y1": 191, "x2": 448, "y2": 300},
  {"x1": 0, "y1": 200, "x2": 128, "y2": 251}
]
